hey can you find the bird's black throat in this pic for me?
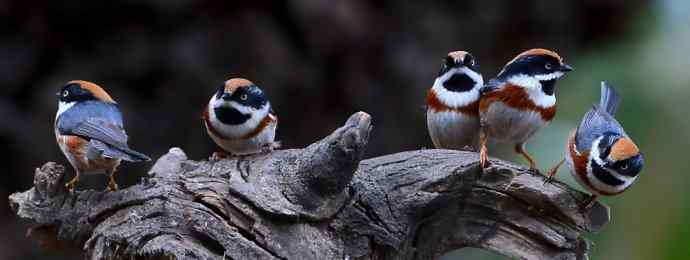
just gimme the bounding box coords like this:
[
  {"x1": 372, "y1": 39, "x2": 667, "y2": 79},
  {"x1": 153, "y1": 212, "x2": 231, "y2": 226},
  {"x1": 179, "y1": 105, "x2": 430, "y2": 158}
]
[
  {"x1": 442, "y1": 73, "x2": 476, "y2": 92},
  {"x1": 214, "y1": 106, "x2": 250, "y2": 125},
  {"x1": 540, "y1": 79, "x2": 557, "y2": 96}
]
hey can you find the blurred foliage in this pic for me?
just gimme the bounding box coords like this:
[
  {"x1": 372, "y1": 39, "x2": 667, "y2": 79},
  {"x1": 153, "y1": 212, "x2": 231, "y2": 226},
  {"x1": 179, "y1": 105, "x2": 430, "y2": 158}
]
[{"x1": 2, "y1": 1, "x2": 689, "y2": 259}]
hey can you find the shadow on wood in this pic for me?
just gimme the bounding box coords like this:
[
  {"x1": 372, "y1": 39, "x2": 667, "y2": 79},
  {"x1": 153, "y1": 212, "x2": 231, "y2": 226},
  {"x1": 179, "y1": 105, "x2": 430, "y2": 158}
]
[{"x1": 9, "y1": 111, "x2": 609, "y2": 260}]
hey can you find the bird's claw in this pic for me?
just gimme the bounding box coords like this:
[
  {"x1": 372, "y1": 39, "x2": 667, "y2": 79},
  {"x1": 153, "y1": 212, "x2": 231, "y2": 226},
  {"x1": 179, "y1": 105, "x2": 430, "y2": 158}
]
[
  {"x1": 64, "y1": 176, "x2": 79, "y2": 192},
  {"x1": 107, "y1": 181, "x2": 119, "y2": 191},
  {"x1": 210, "y1": 151, "x2": 230, "y2": 161}
]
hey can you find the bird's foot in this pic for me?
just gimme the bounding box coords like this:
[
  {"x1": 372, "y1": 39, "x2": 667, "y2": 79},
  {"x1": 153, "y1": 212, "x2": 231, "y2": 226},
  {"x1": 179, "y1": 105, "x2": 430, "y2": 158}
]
[
  {"x1": 64, "y1": 176, "x2": 79, "y2": 192},
  {"x1": 107, "y1": 180, "x2": 119, "y2": 191},
  {"x1": 479, "y1": 150, "x2": 490, "y2": 170},
  {"x1": 461, "y1": 145, "x2": 477, "y2": 152},
  {"x1": 578, "y1": 195, "x2": 598, "y2": 211},
  {"x1": 210, "y1": 151, "x2": 230, "y2": 161},
  {"x1": 261, "y1": 141, "x2": 281, "y2": 154},
  {"x1": 543, "y1": 159, "x2": 564, "y2": 185}
]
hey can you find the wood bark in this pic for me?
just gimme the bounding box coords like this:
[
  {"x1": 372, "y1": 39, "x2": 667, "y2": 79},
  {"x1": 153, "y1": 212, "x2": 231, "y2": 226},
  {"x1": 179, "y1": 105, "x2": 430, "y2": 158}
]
[{"x1": 9, "y1": 112, "x2": 609, "y2": 260}]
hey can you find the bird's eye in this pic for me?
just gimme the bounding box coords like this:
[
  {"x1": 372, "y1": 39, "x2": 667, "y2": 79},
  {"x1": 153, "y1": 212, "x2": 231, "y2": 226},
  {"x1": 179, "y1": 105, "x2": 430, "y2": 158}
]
[
  {"x1": 545, "y1": 63, "x2": 552, "y2": 70},
  {"x1": 240, "y1": 94, "x2": 248, "y2": 101},
  {"x1": 63, "y1": 90, "x2": 69, "y2": 97},
  {"x1": 621, "y1": 163, "x2": 628, "y2": 170}
]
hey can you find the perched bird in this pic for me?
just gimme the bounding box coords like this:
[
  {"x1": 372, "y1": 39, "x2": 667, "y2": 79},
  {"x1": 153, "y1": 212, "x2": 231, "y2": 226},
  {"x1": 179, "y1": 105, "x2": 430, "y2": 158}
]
[
  {"x1": 55, "y1": 80, "x2": 151, "y2": 191},
  {"x1": 426, "y1": 51, "x2": 484, "y2": 150},
  {"x1": 202, "y1": 78, "x2": 278, "y2": 158},
  {"x1": 546, "y1": 82, "x2": 643, "y2": 209},
  {"x1": 479, "y1": 48, "x2": 573, "y2": 171}
]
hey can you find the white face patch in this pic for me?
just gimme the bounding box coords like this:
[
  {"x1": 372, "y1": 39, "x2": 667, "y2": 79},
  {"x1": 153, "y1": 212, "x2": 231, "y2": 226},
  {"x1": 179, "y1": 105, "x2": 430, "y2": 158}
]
[
  {"x1": 56, "y1": 101, "x2": 76, "y2": 120},
  {"x1": 506, "y1": 74, "x2": 557, "y2": 108},
  {"x1": 431, "y1": 67, "x2": 483, "y2": 108},
  {"x1": 585, "y1": 137, "x2": 637, "y2": 194},
  {"x1": 208, "y1": 94, "x2": 270, "y2": 138}
]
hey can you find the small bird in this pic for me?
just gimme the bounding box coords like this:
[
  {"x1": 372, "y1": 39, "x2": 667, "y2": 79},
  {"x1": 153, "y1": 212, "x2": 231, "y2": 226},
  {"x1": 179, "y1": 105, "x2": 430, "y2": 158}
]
[
  {"x1": 479, "y1": 48, "x2": 573, "y2": 172},
  {"x1": 202, "y1": 78, "x2": 278, "y2": 158},
  {"x1": 55, "y1": 80, "x2": 151, "y2": 191},
  {"x1": 426, "y1": 51, "x2": 484, "y2": 150},
  {"x1": 546, "y1": 82, "x2": 643, "y2": 209}
]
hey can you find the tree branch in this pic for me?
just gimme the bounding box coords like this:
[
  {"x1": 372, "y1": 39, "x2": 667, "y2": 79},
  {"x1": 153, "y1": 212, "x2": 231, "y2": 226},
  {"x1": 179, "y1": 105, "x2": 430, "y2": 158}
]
[{"x1": 9, "y1": 111, "x2": 609, "y2": 260}]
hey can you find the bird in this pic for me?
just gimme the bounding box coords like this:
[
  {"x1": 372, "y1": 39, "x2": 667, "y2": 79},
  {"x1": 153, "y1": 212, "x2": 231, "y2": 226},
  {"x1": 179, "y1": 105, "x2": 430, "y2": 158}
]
[
  {"x1": 478, "y1": 48, "x2": 573, "y2": 172},
  {"x1": 545, "y1": 82, "x2": 644, "y2": 209},
  {"x1": 426, "y1": 50, "x2": 484, "y2": 150},
  {"x1": 202, "y1": 77, "x2": 279, "y2": 158},
  {"x1": 54, "y1": 80, "x2": 151, "y2": 192}
]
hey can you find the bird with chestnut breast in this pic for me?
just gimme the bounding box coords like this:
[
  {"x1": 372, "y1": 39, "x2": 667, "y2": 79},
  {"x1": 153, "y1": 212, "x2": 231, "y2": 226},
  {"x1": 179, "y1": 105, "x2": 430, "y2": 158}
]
[
  {"x1": 55, "y1": 80, "x2": 151, "y2": 192},
  {"x1": 426, "y1": 50, "x2": 484, "y2": 151},
  {"x1": 202, "y1": 78, "x2": 279, "y2": 159},
  {"x1": 478, "y1": 48, "x2": 574, "y2": 172},
  {"x1": 545, "y1": 81, "x2": 644, "y2": 209}
]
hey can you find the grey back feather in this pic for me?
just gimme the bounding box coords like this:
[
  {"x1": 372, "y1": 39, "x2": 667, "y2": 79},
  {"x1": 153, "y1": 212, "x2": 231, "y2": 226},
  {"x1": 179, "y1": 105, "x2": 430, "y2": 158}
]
[
  {"x1": 58, "y1": 100, "x2": 150, "y2": 162},
  {"x1": 575, "y1": 81, "x2": 626, "y2": 149},
  {"x1": 480, "y1": 78, "x2": 503, "y2": 96}
]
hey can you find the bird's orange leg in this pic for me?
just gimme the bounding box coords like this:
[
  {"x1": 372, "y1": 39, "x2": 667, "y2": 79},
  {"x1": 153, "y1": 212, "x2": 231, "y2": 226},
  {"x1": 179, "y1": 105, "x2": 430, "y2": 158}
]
[
  {"x1": 515, "y1": 143, "x2": 539, "y2": 174},
  {"x1": 106, "y1": 170, "x2": 118, "y2": 191},
  {"x1": 579, "y1": 194, "x2": 598, "y2": 210},
  {"x1": 544, "y1": 159, "x2": 565, "y2": 184},
  {"x1": 479, "y1": 128, "x2": 489, "y2": 169},
  {"x1": 65, "y1": 172, "x2": 80, "y2": 192}
]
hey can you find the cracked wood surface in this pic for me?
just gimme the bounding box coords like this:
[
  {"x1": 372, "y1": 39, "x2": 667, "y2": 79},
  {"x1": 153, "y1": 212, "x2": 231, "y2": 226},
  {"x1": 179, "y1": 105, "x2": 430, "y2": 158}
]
[{"x1": 9, "y1": 111, "x2": 610, "y2": 260}]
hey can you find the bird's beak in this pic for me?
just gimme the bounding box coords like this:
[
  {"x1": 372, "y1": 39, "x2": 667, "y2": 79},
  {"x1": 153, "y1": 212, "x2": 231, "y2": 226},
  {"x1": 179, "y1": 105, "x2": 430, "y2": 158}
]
[
  {"x1": 560, "y1": 64, "x2": 574, "y2": 72},
  {"x1": 55, "y1": 91, "x2": 61, "y2": 97},
  {"x1": 221, "y1": 92, "x2": 232, "y2": 101}
]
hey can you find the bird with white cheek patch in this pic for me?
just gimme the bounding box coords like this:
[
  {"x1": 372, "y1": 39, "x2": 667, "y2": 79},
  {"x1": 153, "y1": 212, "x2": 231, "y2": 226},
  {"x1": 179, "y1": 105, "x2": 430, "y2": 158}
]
[
  {"x1": 55, "y1": 80, "x2": 151, "y2": 192},
  {"x1": 202, "y1": 78, "x2": 279, "y2": 158},
  {"x1": 426, "y1": 50, "x2": 484, "y2": 150},
  {"x1": 479, "y1": 48, "x2": 574, "y2": 172},
  {"x1": 545, "y1": 82, "x2": 644, "y2": 209}
]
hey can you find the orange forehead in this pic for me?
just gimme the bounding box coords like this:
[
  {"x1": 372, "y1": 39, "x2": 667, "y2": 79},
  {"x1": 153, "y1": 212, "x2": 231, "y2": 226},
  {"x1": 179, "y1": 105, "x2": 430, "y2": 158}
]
[
  {"x1": 447, "y1": 51, "x2": 468, "y2": 61},
  {"x1": 507, "y1": 48, "x2": 564, "y2": 65},
  {"x1": 609, "y1": 137, "x2": 640, "y2": 161},
  {"x1": 224, "y1": 78, "x2": 254, "y2": 92},
  {"x1": 67, "y1": 80, "x2": 114, "y2": 103}
]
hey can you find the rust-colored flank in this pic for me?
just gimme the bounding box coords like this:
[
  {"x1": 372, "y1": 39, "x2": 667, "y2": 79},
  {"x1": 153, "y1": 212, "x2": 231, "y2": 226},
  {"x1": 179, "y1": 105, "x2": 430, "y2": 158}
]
[
  {"x1": 426, "y1": 89, "x2": 479, "y2": 117},
  {"x1": 479, "y1": 84, "x2": 556, "y2": 121}
]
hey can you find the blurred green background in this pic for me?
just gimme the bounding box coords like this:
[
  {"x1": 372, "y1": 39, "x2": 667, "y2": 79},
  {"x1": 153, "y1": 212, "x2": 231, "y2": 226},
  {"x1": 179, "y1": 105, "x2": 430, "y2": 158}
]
[{"x1": 1, "y1": 0, "x2": 688, "y2": 259}]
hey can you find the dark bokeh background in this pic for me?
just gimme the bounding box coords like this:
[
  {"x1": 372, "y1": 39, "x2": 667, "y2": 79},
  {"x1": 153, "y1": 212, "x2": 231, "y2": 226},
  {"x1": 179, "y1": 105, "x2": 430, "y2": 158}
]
[{"x1": 2, "y1": 1, "x2": 690, "y2": 259}]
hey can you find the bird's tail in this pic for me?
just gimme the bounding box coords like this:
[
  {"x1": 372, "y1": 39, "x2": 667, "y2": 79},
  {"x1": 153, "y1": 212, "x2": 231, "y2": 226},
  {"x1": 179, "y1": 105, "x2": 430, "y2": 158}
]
[
  {"x1": 118, "y1": 147, "x2": 152, "y2": 162},
  {"x1": 599, "y1": 81, "x2": 621, "y2": 116},
  {"x1": 88, "y1": 140, "x2": 152, "y2": 162}
]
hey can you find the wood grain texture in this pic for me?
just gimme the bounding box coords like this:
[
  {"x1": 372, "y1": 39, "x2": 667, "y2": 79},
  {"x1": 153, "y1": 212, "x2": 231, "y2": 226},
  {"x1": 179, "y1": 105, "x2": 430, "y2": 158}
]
[{"x1": 9, "y1": 111, "x2": 609, "y2": 260}]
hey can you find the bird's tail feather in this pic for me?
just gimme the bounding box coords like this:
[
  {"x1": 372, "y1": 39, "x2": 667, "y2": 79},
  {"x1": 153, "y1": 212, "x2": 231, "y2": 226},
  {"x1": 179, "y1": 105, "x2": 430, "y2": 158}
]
[
  {"x1": 88, "y1": 140, "x2": 151, "y2": 162},
  {"x1": 599, "y1": 81, "x2": 621, "y2": 116}
]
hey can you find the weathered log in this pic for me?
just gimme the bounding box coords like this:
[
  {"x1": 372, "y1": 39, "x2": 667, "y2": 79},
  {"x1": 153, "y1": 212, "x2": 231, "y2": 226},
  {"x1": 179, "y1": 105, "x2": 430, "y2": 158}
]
[{"x1": 9, "y1": 111, "x2": 609, "y2": 260}]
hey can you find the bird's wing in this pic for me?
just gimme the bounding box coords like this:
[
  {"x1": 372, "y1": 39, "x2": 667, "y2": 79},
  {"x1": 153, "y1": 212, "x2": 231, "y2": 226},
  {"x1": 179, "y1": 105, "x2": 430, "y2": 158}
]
[
  {"x1": 56, "y1": 101, "x2": 128, "y2": 148},
  {"x1": 575, "y1": 105, "x2": 626, "y2": 149},
  {"x1": 71, "y1": 118, "x2": 130, "y2": 149},
  {"x1": 479, "y1": 78, "x2": 503, "y2": 96}
]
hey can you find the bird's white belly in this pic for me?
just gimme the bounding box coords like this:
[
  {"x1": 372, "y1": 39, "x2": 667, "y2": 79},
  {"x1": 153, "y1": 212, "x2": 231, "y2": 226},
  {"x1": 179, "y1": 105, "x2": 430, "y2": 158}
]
[
  {"x1": 481, "y1": 102, "x2": 547, "y2": 144},
  {"x1": 209, "y1": 121, "x2": 277, "y2": 155},
  {"x1": 426, "y1": 110, "x2": 479, "y2": 149}
]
